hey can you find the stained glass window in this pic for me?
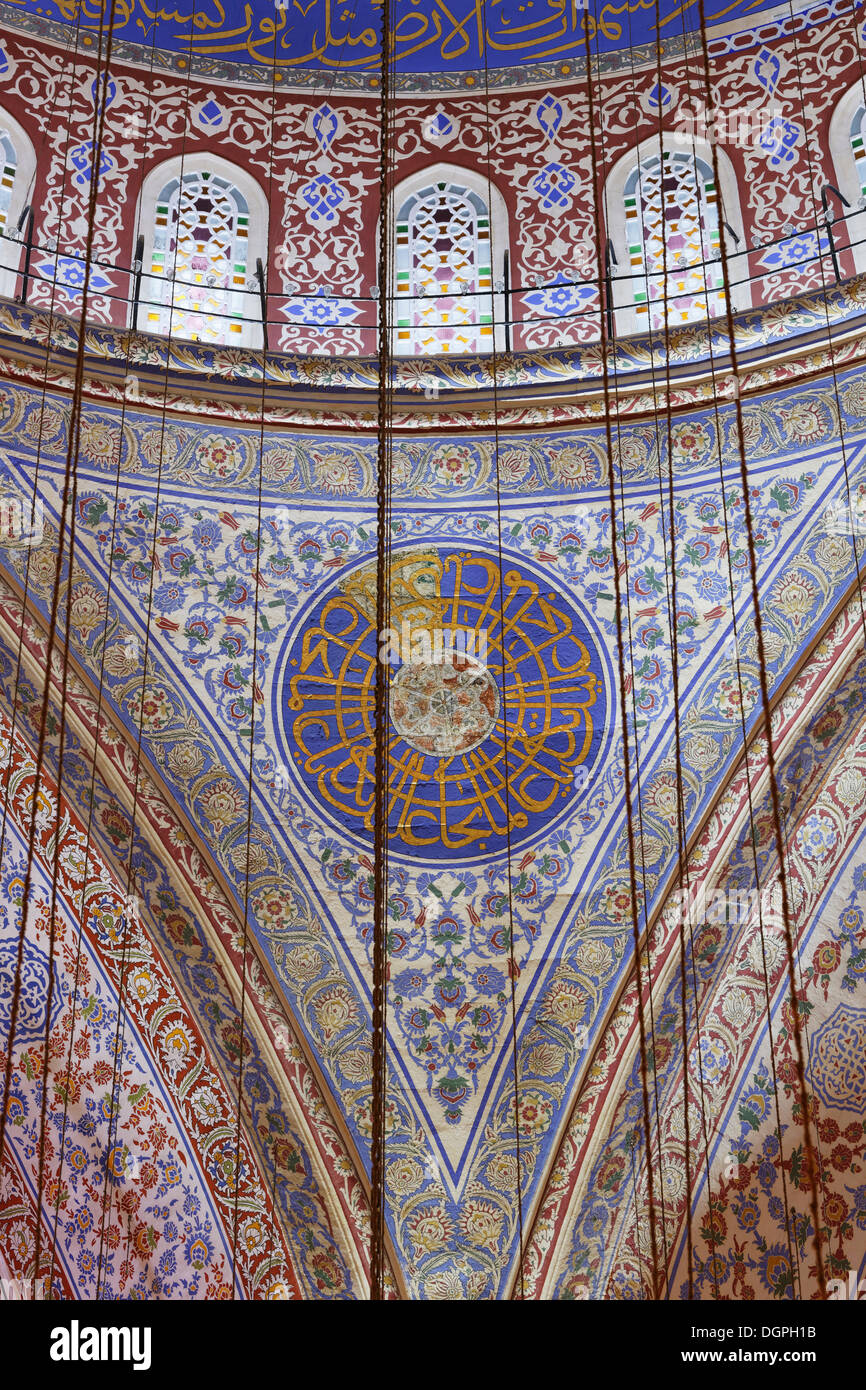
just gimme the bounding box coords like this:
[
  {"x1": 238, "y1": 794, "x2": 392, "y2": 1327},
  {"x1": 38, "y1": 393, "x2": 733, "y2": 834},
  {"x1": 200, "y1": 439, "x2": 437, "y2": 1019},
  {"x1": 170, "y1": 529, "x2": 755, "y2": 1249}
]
[
  {"x1": 0, "y1": 132, "x2": 17, "y2": 239},
  {"x1": 624, "y1": 152, "x2": 725, "y2": 328},
  {"x1": 145, "y1": 170, "x2": 249, "y2": 345},
  {"x1": 395, "y1": 181, "x2": 493, "y2": 355},
  {"x1": 850, "y1": 106, "x2": 866, "y2": 196}
]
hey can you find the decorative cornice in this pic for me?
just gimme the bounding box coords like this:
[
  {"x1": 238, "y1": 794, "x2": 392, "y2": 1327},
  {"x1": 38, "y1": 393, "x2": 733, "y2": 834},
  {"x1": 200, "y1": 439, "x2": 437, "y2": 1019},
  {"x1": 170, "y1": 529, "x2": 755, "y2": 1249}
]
[{"x1": 2, "y1": 274, "x2": 866, "y2": 431}]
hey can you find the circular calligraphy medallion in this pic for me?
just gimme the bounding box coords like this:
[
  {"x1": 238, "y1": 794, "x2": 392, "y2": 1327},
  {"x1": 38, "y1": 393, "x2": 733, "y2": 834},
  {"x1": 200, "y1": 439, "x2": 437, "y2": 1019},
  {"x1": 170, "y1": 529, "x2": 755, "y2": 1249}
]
[{"x1": 273, "y1": 543, "x2": 613, "y2": 862}]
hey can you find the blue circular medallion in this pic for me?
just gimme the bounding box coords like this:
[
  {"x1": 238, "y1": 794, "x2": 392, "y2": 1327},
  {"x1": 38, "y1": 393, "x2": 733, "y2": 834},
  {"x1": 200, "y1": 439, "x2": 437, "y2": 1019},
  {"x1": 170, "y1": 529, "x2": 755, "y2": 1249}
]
[{"x1": 272, "y1": 543, "x2": 612, "y2": 862}]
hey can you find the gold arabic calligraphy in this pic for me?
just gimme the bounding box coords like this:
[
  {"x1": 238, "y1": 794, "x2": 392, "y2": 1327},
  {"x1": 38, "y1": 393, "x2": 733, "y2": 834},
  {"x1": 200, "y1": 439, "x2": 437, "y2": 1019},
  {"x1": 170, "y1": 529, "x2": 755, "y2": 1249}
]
[
  {"x1": 285, "y1": 549, "x2": 601, "y2": 854},
  {"x1": 16, "y1": 0, "x2": 763, "y2": 68}
]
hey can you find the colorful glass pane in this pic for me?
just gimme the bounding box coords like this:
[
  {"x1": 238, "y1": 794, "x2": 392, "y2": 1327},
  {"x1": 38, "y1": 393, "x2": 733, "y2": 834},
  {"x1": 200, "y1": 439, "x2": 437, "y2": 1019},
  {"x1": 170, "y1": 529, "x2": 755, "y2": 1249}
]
[
  {"x1": 0, "y1": 132, "x2": 17, "y2": 237},
  {"x1": 146, "y1": 170, "x2": 249, "y2": 345},
  {"x1": 851, "y1": 107, "x2": 866, "y2": 197},
  {"x1": 624, "y1": 152, "x2": 725, "y2": 329},
  {"x1": 395, "y1": 181, "x2": 492, "y2": 355}
]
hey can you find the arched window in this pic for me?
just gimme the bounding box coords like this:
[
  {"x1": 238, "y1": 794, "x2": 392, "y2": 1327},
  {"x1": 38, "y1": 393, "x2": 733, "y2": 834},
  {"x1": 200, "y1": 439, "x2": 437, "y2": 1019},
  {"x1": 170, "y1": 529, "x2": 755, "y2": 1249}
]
[
  {"x1": 0, "y1": 133, "x2": 17, "y2": 237},
  {"x1": 850, "y1": 104, "x2": 866, "y2": 196},
  {"x1": 828, "y1": 83, "x2": 866, "y2": 276},
  {"x1": 392, "y1": 166, "x2": 508, "y2": 356},
  {"x1": 0, "y1": 109, "x2": 35, "y2": 302},
  {"x1": 625, "y1": 151, "x2": 724, "y2": 328},
  {"x1": 605, "y1": 136, "x2": 748, "y2": 337},
  {"x1": 136, "y1": 156, "x2": 268, "y2": 348}
]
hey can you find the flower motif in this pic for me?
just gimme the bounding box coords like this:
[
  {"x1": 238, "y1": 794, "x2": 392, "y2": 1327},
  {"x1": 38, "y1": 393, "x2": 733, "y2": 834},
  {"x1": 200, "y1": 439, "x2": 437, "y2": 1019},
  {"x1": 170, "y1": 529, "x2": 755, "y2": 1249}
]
[
  {"x1": 160, "y1": 1023, "x2": 194, "y2": 1076},
  {"x1": 596, "y1": 1151, "x2": 627, "y2": 1194},
  {"x1": 27, "y1": 545, "x2": 60, "y2": 592},
  {"x1": 472, "y1": 964, "x2": 505, "y2": 996},
  {"x1": 517, "y1": 1090, "x2": 553, "y2": 1138},
  {"x1": 132, "y1": 967, "x2": 154, "y2": 1001},
  {"x1": 575, "y1": 940, "x2": 612, "y2": 977},
  {"x1": 152, "y1": 581, "x2": 184, "y2": 615},
  {"x1": 68, "y1": 581, "x2": 105, "y2": 637},
  {"x1": 191, "y1": 1086, "x2": 222, "y2": 1125},
  {"x1": 486, "y1": 1152, "x2": 521, "y2": 1191},
  {"x1": 262, "y1": 446, "x2": 302, "y2": 486},
  {"x1": 315, "y1": 985, "x2": 358, "y2": 1042},
  {"x1": 422, "y1": 1268, "x2": 464, "y2": 1300},
  {"x1": 460, "y1": 1198, "x2": 503, "y2": 1250},
  {"x1": 812, "y1": 941, "x2": 842, "y2": 977},
  {"x1": 684, "y1": 733, "x2": 720, "y2": 772},
  {"x1": 253, "y1": 887, "x2": 299, "y2": 934},
  {"x1": 524, "y1": 1041, "x2": 565, "y2": 1076},
  {"x1": 812, "y1": 704, "x2": 843, "y2": 746},
  {"x1": 200, "y1": 779, "x2": 245, "y2": 830},
  {"x1": 698, "y1": 1033, "x2": 730, "y2": 1084},
  {"x1": 835, "y1": 767, "x2": 865, "y2": 808},
  {"x1": 242, "y1": 1217, "x2": 266, "y2": 1253},
  {"x1": 773, "y1": 569, "x2": 815, "y2": 629},
  {"x1": 310, "y1": 1248, "x2": 344, "y2": 1292},
  {"x1": 387, "y1": 1158, "x2": 424, "y2": 1195},
  {"x1": 843, "y1": 378, "x2": 866, "y2": 416},
  {"x1": 598, "y1": 880, "x2": 633, "y2": 922},
  {"x1": 24, "y1": 405, "x2": 66, "y2": 443},
  {"x1": 429, "y1": 445, "x2": 474, "y2": 489},
  {"x1": 338, "y1": 1048, "x2": 370, "y2": 1084},
  {"x1": 778, "y1": 400, "x2": 828, "y2": 443},
  {"x1": 79, "y1": 418, "x2": 120, "y2": 465},
  {"x1": 796, "y1": 810, "x2": 838, "y2": 861},
  {"x1": 407, "y1": 1205, "x2": 452, "y2": 1255},
  {"x1": 544, "y1": 978, "x2": 588, "y2": 1033},
  {"x1": 207, "y1": 1140, "x2": 244, "y2": 1195},
  {"x1": 393, "y1": 968, "x2": 426, "y2": 999},
  {"x1": 715, "y1": 673, "x2": 758, "y2": 721},
  {"x1": 661, "y1": 1160, "x2": 688, "y2": 1205},
  {"x1": 101, "y1": 803, "x2": 131, "y2": 845},
  {"x1": 823, "y1": 1194, "x2": 848, "y2": 1226},
  {"x1": 230, "y1": 840, "x2": 270, "y2": 874},
  {"x1": 283, "y1": 944, "x2": 323, "y2": 982},
  {"x1": 647, "y1": 771, "x2": 678, "y2": 825},
  {"x1": 196, "y1": 434, "x2": 245, "y2": 478},
  {"x1": 721, "y1": 986, "x2": 753, "y2": 1028},
  {"x1": 191, "y1": 520, "x2": 221, "y2": 553},
  {"x1": 312, "y1": 450, "x2": 360, "y2": 496},
  {"x1": 167, "y1": 741, "x2": 206, "y2": 781},
  {"x1": 671, "y1": 421, "x2": 711, "y2": 463},
  {"x1": 498, "y1": 448, "x2": 533, "y2": 487},
  {"x1": 691, "y1": 559, "x2": 725, "y2": 600},
  {"x1": 736, "y1": 1198, "x2": 761, "y2": 1231},
  {"x1": 549, "y1": 443, "x2": 598, "y2": 488},
  {"x1": 815, "y1": 534, "x2": 854, "y2": 576},
  {"x1": 611, "y1": 435, "x2": 648, "y2": 475},
  {"x1": 138, "y1": 685, "x2": 173, "y2": 732}
]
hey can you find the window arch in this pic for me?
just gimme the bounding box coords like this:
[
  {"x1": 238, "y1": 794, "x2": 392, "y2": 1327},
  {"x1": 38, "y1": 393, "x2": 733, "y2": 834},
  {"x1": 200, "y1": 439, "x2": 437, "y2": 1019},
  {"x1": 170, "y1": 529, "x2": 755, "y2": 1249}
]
[
  {"x1": 605, "y1": 135, "x2": 748, "y2": 337},
  {"x1": 0, "y1": 108, "x2": 36, "y2": 302},
  {"x1": 136, "y1": 155, "x2": 268, "y2": 348},
  {"x1": 0, "y1": 133, "x2": 17, "y2": 236},
  {"x1": 391, "y1": 165, "x2": 508, "y2": 355},
  {"x1": 624, "y1": 151, "x2": 724, "y2": 328},
  {"x1": 850, "y1": 104, "x2": 866, "y2": 195},
  {"x1": 829, "y1": 82, "x2": 866, "y2": 276}
]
